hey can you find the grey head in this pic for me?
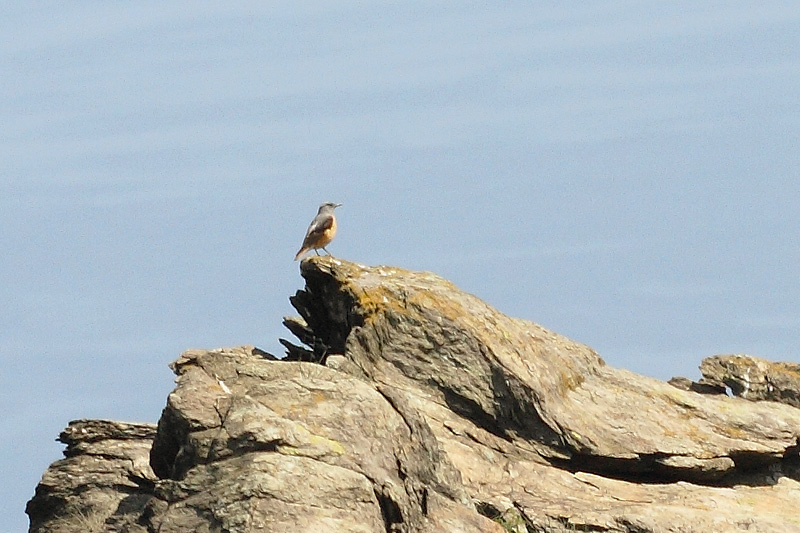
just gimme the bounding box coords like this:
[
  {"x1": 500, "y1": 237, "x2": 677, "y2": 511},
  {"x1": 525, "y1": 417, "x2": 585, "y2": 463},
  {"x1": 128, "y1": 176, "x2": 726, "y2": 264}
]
[{"x1": 317, "y1": 202, "x2": 342, "y2": 214}]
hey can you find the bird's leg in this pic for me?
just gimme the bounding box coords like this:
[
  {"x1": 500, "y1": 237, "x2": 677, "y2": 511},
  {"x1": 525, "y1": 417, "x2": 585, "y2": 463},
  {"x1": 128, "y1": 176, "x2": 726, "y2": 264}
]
[
  {"x1": 322, "y1": 247, "x2": 331, "y2": 255},
  {"x1": 314, "y1": 249, "x2": 321, "y2": 256}
]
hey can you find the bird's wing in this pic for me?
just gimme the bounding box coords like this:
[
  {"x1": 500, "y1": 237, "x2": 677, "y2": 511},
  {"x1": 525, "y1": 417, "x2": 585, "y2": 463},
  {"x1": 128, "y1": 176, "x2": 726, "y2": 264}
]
[{"x1": 304, "y1": 213, "x2": 334, "y2": 240}]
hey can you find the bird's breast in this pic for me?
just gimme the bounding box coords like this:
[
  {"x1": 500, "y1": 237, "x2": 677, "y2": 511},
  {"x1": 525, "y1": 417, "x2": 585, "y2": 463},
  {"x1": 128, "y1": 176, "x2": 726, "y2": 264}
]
[{"x1": 325, "y1": 216, "x2": 337, "y2": 238}]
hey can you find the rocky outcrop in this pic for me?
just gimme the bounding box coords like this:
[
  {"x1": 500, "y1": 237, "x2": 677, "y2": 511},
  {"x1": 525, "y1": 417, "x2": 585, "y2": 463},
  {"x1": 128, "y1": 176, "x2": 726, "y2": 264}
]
[
  {"x1": 669, "y1": 354, "x2": 800, "y2": 409},
  {"x1": 27, "y1": 257, "x2": 800, "y2": 532},
  {"x1": 25, "y1": 420, "x2": 157, "y2": 532},
  {"x1": 145, "y1": 346, "x2": 495, "y2": 533},
  {"x1": 699, "y1": 354, "x2": 800, "y2": 408}
]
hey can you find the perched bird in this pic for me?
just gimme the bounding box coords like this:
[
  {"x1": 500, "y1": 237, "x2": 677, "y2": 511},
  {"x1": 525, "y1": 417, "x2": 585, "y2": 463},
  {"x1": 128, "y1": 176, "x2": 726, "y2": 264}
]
[{"x1": 294, "y1": 202, "x2": 342, "y2": 260}]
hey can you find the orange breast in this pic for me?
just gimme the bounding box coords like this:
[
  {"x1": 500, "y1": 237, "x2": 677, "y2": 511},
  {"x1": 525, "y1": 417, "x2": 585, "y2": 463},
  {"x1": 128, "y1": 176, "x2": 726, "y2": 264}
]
[{"x1": 318, "y1": 216, "x2": 337, "y2": 247}]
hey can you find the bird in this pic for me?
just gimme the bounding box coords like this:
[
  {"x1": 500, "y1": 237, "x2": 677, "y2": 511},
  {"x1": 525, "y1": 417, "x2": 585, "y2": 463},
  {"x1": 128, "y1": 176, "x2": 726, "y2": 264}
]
[{"x1": 294, "y1": 202, "x2": 342, "y2": 261}]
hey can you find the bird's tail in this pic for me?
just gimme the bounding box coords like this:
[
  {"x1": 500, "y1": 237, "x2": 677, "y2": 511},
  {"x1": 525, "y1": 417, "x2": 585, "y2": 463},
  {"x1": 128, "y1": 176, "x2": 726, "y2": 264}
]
[{"x1": 294, "y1": 247, "x2": 308, "y2": 261}]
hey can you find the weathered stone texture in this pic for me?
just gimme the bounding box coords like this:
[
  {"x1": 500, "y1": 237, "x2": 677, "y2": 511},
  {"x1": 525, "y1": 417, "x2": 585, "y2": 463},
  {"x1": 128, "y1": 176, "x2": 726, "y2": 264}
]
[{"x1": 26, "y1": 257, "x2": 800, "y2": 532}]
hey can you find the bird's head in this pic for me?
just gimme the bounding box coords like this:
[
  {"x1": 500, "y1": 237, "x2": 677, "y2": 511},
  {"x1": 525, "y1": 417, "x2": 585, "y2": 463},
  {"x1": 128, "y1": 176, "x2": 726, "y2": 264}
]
[{"x1": 319, "y1": 202, "x2": 342, "y2": 213}]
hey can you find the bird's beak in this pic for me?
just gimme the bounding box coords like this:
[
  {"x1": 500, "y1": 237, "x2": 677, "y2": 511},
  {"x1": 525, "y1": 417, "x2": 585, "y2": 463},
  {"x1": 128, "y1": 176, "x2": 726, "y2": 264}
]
[{"x1": 335, "y1": 203, "x2": 343, "y2": 208}]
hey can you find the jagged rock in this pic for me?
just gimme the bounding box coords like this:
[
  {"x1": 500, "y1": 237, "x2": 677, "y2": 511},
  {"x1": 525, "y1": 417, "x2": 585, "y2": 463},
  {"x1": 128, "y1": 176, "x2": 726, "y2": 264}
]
[
  {"x1": 285, "y1": 257, "x2": 800, "y2": 531},
  {"x1": 698, "y1": 354, "x2": 800, "y2": 408},
  {"x1": 26, "y1": 419, "x2": 157, "y2": 533},
  {"x1": 667, "y1": 376, "x2": 727, "y2": 395},
  {"x1": 146, "y1": 345, "x2": 499, "y2": 532},
  {"x1": 296, "y1": 259, "x2": 800, "y2": 475},
  {"x1": 26, "y1": 258, "x2": 800, "y2": 532}
]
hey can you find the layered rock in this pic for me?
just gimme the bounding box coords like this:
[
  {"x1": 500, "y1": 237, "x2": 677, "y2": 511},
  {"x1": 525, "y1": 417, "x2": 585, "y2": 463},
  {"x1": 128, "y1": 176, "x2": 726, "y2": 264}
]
[
  {"x1": 282, "y1": 258, "x2": 800, "y2": 531},
  {"x1": 27, "y1": 257, "x2": 800, "y2": 532},
  {"x1": 25, "y1": 420, "x2": 157, "y2": 532},
  {"x1": 698, "y1": 354, "x2": 800, "y2": 408},
  {"x1": 145, "y1": 346, "x2": 497, "y2": 532}
]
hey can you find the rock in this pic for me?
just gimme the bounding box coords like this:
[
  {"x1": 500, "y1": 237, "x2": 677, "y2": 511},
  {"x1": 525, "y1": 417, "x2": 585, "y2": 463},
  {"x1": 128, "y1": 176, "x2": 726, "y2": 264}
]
[
  {"x1": 26, "y1": 258, "x2": 800, "y2": 532},
  {"x1": 699, "y1": 354, "x2": 800, "y2": 408},
  {"x1": 297, "y1": 258, "x2": 800, "y2": 478},
  {"x1": 146, "y1": 345, "x2": 499, "y2": 533},
  {"x1": 26, "y1": 419, "x2": 157, "y2": 533},
  {"x1": 667, "y1": 376, "x2": 727, "y2": 395},
  {"x1": 286, "y1": 257, "x2": 800, "y2": 530}
]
